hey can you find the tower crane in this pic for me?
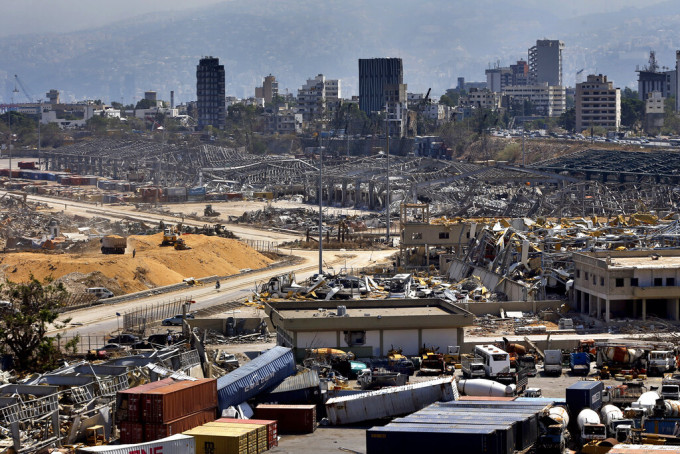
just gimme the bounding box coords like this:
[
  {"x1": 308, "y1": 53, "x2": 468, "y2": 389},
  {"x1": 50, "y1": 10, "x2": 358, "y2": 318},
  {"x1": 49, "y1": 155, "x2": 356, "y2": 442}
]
[{"x1": 14, "y1": 75, "x2": 34, "y2": 103}]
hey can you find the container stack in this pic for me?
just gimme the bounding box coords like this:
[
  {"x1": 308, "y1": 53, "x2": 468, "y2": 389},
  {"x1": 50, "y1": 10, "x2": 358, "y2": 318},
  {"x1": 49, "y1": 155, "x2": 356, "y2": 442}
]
[
  {"x1": 366, "y1": 399, "x2": 551, "y2": 454},
  {"x1": 215, "y1": 418, "x2": 278, "y2": 449},
  {"x1": 116, "y1": 379, "x2": 217, "y2": 444},
  {"x1": 254, "y1": 404, "x2": 316, "y2": 434},
  {"x1": 184, "y1": 418, "x2": 278, "y2": 453}
]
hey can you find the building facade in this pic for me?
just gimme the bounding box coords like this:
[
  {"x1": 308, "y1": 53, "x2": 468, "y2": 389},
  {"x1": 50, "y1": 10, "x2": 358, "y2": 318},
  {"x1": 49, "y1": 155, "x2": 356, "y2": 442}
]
[
  {"x1": 575, "y1": 74, "x2": 621, "y2": 132},
  {"x1": 645, "y1": 91, "x2": 665, "y2": 132},
  {"x1": 255, "y1": 74, "x2": 279, "y2": 104},
  {"x1": 359, "y1": 58, "x2": 404, "y2": 114},
  {"x1": 502, "y1": 83, "x2": 566, "y2": 117},
  {"x1": 528, "y1": 39, "x2": 564, "y2": 86},
  {"x1": 196, "y1": 56, "x2": 226, "y2": 130},
  {"x1": 460, "y1": 88, "x2": 502, "y2": 110}
]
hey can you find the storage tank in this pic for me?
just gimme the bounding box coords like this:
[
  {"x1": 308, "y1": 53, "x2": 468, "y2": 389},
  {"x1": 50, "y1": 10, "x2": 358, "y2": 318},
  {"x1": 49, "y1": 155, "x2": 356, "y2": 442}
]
[
  {"x1": 577, "y1": 408, "x2": 600, "y2": 430},
  {"x1": 600, "y1": 404, "x2": 623, "y2": 427},
  {"x1": 457, "y1": 379, "x2": 514, "y2": 397},
  {"x1": 604, "y1": 347, "x2": 644, "y2": 364},
  {"x1": 547, "y1": 406, "x2": 569, "y2": 429}
]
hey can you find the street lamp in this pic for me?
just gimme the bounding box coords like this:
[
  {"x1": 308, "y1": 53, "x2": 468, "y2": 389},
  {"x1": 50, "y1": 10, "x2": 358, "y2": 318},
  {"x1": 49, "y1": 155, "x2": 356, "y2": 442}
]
[{"x1": 116, "y1": 312, "x2": 121, "y2": 336}]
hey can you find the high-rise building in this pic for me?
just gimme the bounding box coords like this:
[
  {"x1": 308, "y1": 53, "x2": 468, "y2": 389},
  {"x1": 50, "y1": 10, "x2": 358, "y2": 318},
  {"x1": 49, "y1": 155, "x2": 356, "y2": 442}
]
[
  {"x1": 255, "y1": 74, "x2": 279, "y2": 104},
  {"x1": 196, "y1": 56, "x2": 226, "y2": 130},
  {"x1": 528, "y1": 39, "x2": 564, "y2": 86},
  {"x1": 637, "y1": 51, "x2": 675, "y2": 102},
  {"x1": 358, "y1": 58, "x2": 403, "y2": 114},
  {"x1": 575, "y1": 74, "x2": 620, "y2": 132},
  {"x1": 296, "y1": 74, "x2": 341, "y2": 122}
]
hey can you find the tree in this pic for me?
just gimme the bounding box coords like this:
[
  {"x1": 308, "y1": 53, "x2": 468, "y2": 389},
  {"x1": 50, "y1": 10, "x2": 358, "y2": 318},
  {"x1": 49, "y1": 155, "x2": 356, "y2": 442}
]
[
  {"x1": 621, "y1": 97, "x2": 644, "y2": 130},
  {"x1": 558, "y1": 107, "x2": 575, "y2": 132},
  {"x1": 0, "y1": 276, "x2": 72, "y2": 372},
  {"x1": 135, "y1": 98, "x2": 156, "y2": 110}
]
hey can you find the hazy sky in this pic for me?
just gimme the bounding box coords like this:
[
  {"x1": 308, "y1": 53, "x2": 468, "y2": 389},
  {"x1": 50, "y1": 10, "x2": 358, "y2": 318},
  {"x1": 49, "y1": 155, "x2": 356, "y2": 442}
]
[{"x1": 0, "y1": 0, "x2": 670, "y2": 37}]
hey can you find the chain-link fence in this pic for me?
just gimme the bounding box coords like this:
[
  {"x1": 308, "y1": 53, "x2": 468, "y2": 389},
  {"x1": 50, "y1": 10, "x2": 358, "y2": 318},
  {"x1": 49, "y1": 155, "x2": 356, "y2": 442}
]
[{"x1": 123, "y1": 297, "x2": 193, "y2": 334}]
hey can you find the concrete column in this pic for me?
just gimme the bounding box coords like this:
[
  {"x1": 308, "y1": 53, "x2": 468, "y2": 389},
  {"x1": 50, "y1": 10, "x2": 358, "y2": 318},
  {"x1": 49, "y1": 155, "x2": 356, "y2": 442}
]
[
  {"x1": 642, "y1": 298, "x2": 647, "y2": 321},
  {"x1": 676, "y1": 299, "x2": 679, "y2": 321},
  {"x1": 341, "y1": 178, "x2": 347, "y2": 206},
  {"x1": 597, "y1": 297, "x2": 602, "y2": 320},
  {"x1": 355, "y1": 179, "x2": 361, "y2": 208},
  {"x1": 368, "y1": 181, "x2": 375, "y2": 210},
  {"x1": 633, "y1": 299, "x2": 638, "y2": 318},
  {"x1": 379, "y1": 330, "x2": 384, "y2": 356},
  {"x1": 605, "y1": 299, "x2": 610, "y2": 323}
]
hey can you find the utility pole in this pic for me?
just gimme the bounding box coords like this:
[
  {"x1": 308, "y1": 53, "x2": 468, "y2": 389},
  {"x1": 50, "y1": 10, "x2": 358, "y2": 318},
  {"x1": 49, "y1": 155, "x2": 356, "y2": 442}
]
[
  {"x1": 9, "y1": 82, "x2": 18, "y2": 181},
  {"x1": 385, "y1": 103, "x2": 390, "y2": 243},
  {"x1": 37, "y1": 99, "x2": 42, "y2": 169},
  {"x1": 318, "y1": 136, "x2": 323, "y2": 275},
  {"x1": 522, "y1": 125, "x2": 526, "y2": 167}
]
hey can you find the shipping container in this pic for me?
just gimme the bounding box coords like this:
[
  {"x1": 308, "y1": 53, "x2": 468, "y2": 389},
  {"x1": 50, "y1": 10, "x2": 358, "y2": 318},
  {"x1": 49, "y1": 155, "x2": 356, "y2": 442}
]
[
  {"x1": 184, "y1": 427, "x2": 250, "y2": 454},
  {"x1": 566, "y1": 381, "x2": 604, "y2": 415},
  {"x1": 254, "y1": 404, "x2": 316, "y2": 434},
  {"x1": 18, "y1": 161, "x2": 36, "y2": 170},
  {"x1": 262, "y1": 368, "x2": 321, "y2": 404},
  {"x1": 325, "y1": 377, "x2": 458, "y2": 425},
  {"x1": 226, "y1": 192, "x2": 244, "y2": 200},
  {"x1": 387, "y1": 422, "x2": 514, "y2": 454},
  {"x1": 116, "y1": 378, "x2": 175, "y2": 422},
  {"x1": 216, "y1": 418, "x2": 278, "y2": 448},
  {"x1": 145, "y1": 408, "x2": 216, "y2": 441},
  {"x1": 217, "y1": 346, "x2": 295, "y2": 411},
  {"x1": 203, "y1": 421, "x2": 267, "y2": 452},
  {"x1": 187, "y1": 187, "x2": 206, "y2": 196},
  {"x1": 643, "y1": 418, "x2": 680, "y2": 435},
  {"x1": 607, "y1": 445, "x2": 680, "y2": 453},
  {"x1": 142, "y1": 378, "x2": 217, "y2": 423},
  {"x1": 119, "y1": 421, "x2": 144, "y2": 444},
  {"x1": 367, "y1": 424, "x2": 510, "y2": 454},
  {"x1": 76, "y1": 434, "x2": 195, "y2": 454},
  {"x1": 188, "y1": 425, "x2": 258, "y2": 451}
]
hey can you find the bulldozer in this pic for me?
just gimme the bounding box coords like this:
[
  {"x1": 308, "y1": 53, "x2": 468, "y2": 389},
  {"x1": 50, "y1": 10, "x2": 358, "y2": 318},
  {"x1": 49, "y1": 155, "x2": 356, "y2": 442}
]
[
  {"x1": 161, "y1": 225, "x2": 181, "y2": 246},
  {"x1": 174, "y1": 238, "x2": 190, "y2": 250},
  {"x1": 204, "y1": 204, "x2": 220, "y2": 217}
]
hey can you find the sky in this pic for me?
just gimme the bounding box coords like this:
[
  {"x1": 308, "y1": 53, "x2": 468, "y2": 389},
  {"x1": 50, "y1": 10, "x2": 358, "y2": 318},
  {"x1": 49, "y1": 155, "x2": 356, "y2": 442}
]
[{"x1": 0, "y1": 0, "x2": 670, "y2": 37}]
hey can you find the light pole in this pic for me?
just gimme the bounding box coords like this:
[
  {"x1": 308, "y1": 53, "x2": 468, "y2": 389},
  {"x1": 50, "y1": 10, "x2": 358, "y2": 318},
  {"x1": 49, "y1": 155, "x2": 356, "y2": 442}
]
[
  {"x1": 116, "y1": 312, "x2": 121, "y2": 336},
  {"x1": 318, "y1": 142, "x2": 323, "y2": 275},
  {"x1": 385, "y1": 103, "x2": 391, "y2": 243}
]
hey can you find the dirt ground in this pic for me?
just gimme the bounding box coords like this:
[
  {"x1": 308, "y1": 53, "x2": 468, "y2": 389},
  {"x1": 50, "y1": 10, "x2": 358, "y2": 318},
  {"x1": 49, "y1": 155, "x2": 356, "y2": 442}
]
[{"x1": 0, "y1": 232, "x2": 273, "y2": 293}]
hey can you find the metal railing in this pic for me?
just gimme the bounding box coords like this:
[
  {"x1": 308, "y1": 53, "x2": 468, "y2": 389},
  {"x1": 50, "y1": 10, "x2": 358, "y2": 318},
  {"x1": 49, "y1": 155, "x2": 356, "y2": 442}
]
[
  {"x1": 243, "y1": 239, "x2": 280, "y2": 254},
  {"x1": 123, "y1": 297, "x2": 193, "y2": 333}
]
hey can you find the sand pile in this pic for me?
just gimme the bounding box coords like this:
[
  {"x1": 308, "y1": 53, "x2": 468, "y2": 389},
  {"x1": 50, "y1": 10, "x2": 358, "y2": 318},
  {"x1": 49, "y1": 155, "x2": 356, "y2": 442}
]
[{"x1": 0, "y1": 233, "x2": 273, "y2": 294}]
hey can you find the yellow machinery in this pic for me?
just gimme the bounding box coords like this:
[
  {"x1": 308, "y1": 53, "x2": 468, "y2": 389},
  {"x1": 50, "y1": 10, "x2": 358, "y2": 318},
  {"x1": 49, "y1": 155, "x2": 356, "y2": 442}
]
[
  {"x1": 174, "y1": 238, "x2": 189, "y2": 250},
  {"x1": 161, "y1": 226, "x2": 180, "y2": 246}
]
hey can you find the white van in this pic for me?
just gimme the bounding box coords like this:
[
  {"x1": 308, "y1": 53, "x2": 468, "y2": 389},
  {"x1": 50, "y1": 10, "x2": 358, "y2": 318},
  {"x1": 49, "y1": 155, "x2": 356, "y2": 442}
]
[{"x1": 86, "y1": 287, "x2": 114, "y2": 299}]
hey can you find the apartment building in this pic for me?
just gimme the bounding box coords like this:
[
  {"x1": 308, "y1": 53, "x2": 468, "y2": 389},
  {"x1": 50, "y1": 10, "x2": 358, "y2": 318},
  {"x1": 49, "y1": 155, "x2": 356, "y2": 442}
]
[
  {"x1": 196, "y1": 56, "x2": 226, "y2": 130},
  {"x1": 575, "y1": 74, "x2": 621, "y2": 132},
  {"x1": 502, "y1": 83, "x2": 566, "y2": 117},
  {"x1": 528, "y1": 39, "x2": 564, "y2": 86}
]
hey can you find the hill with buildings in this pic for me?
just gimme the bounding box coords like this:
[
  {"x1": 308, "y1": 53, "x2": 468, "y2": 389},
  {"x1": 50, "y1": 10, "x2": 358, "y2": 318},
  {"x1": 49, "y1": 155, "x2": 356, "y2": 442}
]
[{"x1": 0, "y1": 0, "x2": 678, "y2": 103}]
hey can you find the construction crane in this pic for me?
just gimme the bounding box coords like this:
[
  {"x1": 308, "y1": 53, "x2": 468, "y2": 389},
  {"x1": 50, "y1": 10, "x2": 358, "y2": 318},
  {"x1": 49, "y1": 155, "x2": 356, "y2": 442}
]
[
  {"x1": 411, "y1": 88, "x2": 431, "y2": 136},
  {"x1": 14, "y1": 75, "x2": 33, "y2": 103}
]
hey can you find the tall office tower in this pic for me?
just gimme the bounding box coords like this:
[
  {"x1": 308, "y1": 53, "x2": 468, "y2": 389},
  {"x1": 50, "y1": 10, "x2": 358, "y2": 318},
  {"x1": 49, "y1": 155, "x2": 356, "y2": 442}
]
[
  {"x1": 196, "y1": 56, "x2": 226, "y2": 130},
  {"x1": 528, "y1": 39, "x2": 564, "y2": 86},
  {"x1": 358, "y1": 58, "x2": 403, "y2": 114}
]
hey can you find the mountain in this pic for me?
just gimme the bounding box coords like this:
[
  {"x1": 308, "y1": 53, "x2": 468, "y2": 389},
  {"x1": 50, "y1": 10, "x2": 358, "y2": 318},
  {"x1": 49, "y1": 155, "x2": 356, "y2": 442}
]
[{"x1": 1, "y1": 0, "x2": 678, "y2": 104}]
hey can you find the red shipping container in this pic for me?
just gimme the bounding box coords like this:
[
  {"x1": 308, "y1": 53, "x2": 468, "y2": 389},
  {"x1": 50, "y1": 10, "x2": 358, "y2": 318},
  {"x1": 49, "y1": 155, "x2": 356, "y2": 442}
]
[
  {"x1": 116, "y1": 378, "x2": 175, "y2": 423},
  {"x1": 119, "y1": 421, "x2": 144, "y2": 444},
  {"x1": 254, "y1": 404, "x2": 316, "y2": 434},
  {"x1": 216, "y1": 418, "x2": 278, "y2": 448},
  {"x1": 144, "y1": 407, "x2": 216, "y2": 441},
  {"x1": 142, "y1": 378, "x2": 217, "y2": 423}
]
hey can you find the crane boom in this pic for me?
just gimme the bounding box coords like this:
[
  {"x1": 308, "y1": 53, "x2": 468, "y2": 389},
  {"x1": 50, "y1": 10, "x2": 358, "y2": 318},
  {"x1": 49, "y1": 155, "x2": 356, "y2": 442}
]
[{"x1": 14, "y1": 75, "x2": 33, "y2": 103}]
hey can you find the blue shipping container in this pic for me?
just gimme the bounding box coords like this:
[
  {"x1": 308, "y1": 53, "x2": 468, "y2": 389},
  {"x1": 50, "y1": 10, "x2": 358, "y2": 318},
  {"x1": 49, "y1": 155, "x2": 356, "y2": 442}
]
[
  {"x1": 367, "y1": 424, "x2": 511, "y2": 454},
  {"x1": 644, "y1": 418, "x2": 680, "y2": 435},
  {"x1": 217, "y1": 346, "x2": 295, "y2": 411},
  {"x1": 187, "y1": 187, "x2": 206, "y2": 196},
  {"x1": 566, "y1": 381, "x2": 604, "y2": 416}
]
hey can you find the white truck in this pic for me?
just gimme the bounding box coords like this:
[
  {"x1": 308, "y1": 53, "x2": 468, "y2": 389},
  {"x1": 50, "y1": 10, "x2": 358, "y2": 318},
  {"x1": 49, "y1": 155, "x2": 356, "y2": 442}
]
[
  {"x1": 577, "y1": 409, "x2": 607, "y2": 443},
  {"x1": 648, "y1": 350, "x2": 676, "y2": 376},
  {"x1": 543, "y1": 349, "x2": 563, "y2": 376}
]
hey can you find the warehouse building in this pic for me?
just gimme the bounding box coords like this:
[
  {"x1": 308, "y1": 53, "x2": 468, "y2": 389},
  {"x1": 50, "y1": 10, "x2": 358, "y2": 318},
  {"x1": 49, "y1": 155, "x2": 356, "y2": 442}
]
[
  {"x1": 573, "y1": 250, "x2": 680, "y2": 322},
  {"x1": 264, "y1": 298, "x2": 473, "y2": 359}
]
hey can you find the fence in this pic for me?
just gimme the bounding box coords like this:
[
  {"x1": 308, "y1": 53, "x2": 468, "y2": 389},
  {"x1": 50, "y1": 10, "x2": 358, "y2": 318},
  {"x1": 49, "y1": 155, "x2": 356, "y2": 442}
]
[
  {"x1": 123, "y1": 297, "x2": 193, "y2": 333},
  {"x1": 53, "y1": 334, "x2": 109, "y2": 354},
  {"x1": 243, "y1": 239, "x2": 280, "y2": 255}
]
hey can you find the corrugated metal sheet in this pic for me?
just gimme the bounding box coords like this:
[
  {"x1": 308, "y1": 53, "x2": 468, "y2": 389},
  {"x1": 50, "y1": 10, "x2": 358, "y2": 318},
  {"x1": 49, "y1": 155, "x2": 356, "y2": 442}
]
[
  {"x1": 184, "y1": 427, "x2": 251, "y2": 454},
  {"x1": 142, "y1": 379, "x2": 217, "y2": 423},
  {"x1": 119, "y1": 421, "x2": 144, "y2": 444},
  {"x1": 367, "y1": 424, "x2": 508, "y2": 454},
  {"x1": 388, "y1": 422, "x2": 514, "y2": 454},
  {"x1": 268, "y1": 368, "x2": 320, "y2": 394},
  {"x1": 204, "y1": 421, "x2": 267, "y2": 452},
  {"x1": 325, "y1": 377, "x2": 457, "y2": 425},
  {"x1": 215, "y1": 418, "x2": 278, "y2": 448},
  {"x1": 254, "y1": 404, "x2": 316, "y2": 434},
  {"x1": 76, "y1": 434, "x2": 195, "y2": 454},
  {"x1": 116, "y1": 378, "x2": 175, "y2": 423},
  {"x1": 216, "y1": 346, "x2": 295, "y2": 411}
]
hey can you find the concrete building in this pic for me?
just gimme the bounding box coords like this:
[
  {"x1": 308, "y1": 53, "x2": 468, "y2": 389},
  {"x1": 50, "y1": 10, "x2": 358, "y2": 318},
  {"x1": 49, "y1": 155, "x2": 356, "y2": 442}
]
[
  {"x1": 528, "y1": 39, "x2": 564, "y2": 86},
  {"x1": 196, "y1": 56, "x2": 226, "y2": 130},
  {"x1": 460, "y1": 88, "x2": 501, "y2": 110},
  {"x1": 575, "y1": 74, "x2": 621, "y2": 132},
  {"x1": 255, "y1": 74, "x2": 279, "y2": 104},
  {"x1": 359, "y1": 58, "x2": 403, "y2": 115},
  {"x1": 677, "y1": 51, "x2": 680, "y2": 112},
  {"x1": 297, "y1": 74, "x2": 326, "y2": 123},
  {"x1": 384, "y1": 83, "x2": 407, "y2": 137},
  {"x1": 265, "y1": 298, "x2": 473, "y2": 359},
  {"x1": 645, "y1": 91, "x2": 665, "y2": 132},
  {"x1": 265, "y1": 107, "x2": 303, "y2": 134},
  {"x1": 510, "y1": 60, "x2": 529, "y2": 86},
  {"x1": 502, "y1": 83, "x2": 566, "y2": 117},
  {"x1": 46, "y1": 89, "x2": 60, "y2": 105},
  {"x1": 573, "y1": 250, "x2": 680, "y2": 322},
  {"x1": 485, "y1": 66, "x2": 512, "y2": 93},
  {"x1": 637, "y1": 51, "x2": 676, "y2": 102}
]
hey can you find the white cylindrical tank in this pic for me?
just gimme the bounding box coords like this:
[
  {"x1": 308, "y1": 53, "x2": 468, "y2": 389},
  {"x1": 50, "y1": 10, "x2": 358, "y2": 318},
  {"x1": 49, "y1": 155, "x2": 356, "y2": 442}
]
[
  {"x1": 664, "y1": 400, "x2": 680, "y2": 417},
  {"x1": 600, "y1": 404, "x2": 623, "y2": 426},
  {"x1": 457, "y1": 379, "x2": 514, "y2": 397},
  {"x1": 577, "y1": 409, "x2": 600, "y2": 430},
  {"x1": 633, "y1": 391, "x2": 660, "y2": 415},
  {"x1": 548, "y1": 406, "x2": 569, "y2": 429}
]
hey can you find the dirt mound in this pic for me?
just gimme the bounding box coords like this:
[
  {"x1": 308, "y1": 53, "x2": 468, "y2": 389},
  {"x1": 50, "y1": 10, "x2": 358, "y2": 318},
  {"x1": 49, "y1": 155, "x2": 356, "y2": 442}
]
[{"x1": 0, "y1": 233, "x2": 273, "y2": 293}]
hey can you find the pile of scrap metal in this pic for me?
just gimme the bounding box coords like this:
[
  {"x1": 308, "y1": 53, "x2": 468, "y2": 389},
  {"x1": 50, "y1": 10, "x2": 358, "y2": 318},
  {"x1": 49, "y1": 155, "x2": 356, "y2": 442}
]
[{"x1": 0, "y1": 346, "x2": 203, "y2": 452}]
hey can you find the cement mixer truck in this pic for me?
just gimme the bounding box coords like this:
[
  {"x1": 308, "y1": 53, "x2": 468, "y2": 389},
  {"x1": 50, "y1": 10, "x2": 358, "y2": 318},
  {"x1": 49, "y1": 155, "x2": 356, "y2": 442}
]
[
  {"x1": 577, "y1": 409, "x2": 606, "y2": 443},
  {"x1": 600, "y1": 404, "x2": 633, "y2": 442},
  {"x1": 537, "y1": 406, "x2": 569, "y2": 453}
]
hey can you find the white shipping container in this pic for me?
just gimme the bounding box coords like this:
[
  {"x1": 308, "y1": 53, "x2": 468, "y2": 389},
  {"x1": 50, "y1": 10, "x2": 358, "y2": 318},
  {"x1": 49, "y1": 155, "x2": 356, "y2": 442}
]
[
  {"x1": 325, "y1": 377, "x2": 457, "y2": 425},
  {"x1": 76, "y1": 434, "x2": 195, "y2": 454}
]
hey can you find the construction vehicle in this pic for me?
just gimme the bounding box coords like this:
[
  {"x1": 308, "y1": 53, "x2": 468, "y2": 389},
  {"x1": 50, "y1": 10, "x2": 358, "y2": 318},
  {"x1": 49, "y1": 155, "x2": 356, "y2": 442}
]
[
  {"x1": 386, "y1": 347, "x2": 416, "y2": 376},
  {"x1": 461, "y1": 355, "x2": 486, "y2": 379},
  {"x1": 602, "y1": 382, "x2": 648, "y2": 406},
  {"x1": 648, "y1": 350, "x2": 676, "y2": 376},
  {"x1": 174, "y1": 237, "x2": 190, "y2": 250},
  {"x1": 161, "y1": 225, "x2": 181, "y2": 246},
  {"x1": 443, "y1": 345, "x2": 461, "y2": 370},
  {"x1": 86, "y1": 425, "x2": 106, "y2": 446},
  {"x1": 544, "y1": 349, "x2": 563, "y2": 376},
  {"x1": 100, "y1": 235, "x2": 126, "y2": 254},
  {"x1": 419, "y1": 346, "x2": 446, "y2": 376},
  {"x1": 570, "y1": 352, "x2": 591, "y2": 376},
  {"x1": 357, "y1": 368, "x2": 407, "y2": 390},
  {"x1": 204, "y1": 204, "x2": 220, "y2": 217}
]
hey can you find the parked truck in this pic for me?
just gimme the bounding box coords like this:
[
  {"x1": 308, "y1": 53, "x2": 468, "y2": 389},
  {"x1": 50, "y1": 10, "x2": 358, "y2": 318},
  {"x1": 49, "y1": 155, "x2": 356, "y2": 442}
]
[
  {"x1": 357, "y1": 368, "x2": 408, "y2": 390},
  {"x1": 648, "y1": 350, "x2": 676, "y2": 376},
  {"x1": 601, "y1": 404, "x2": 634, "y2": 442},
  {"x1": 577, "y1": 409, "x2": 607, "y2": 443},
  {"x1": 570, "y1": 352, "x2": 591, "y2": 376},
  {"x1": 461, "y1": 355, "x2": 486, "y2": 379},
  {"x1": 100, "y1": 235, "x2": 127, "y2": 254},
  {"x1": 543, "y1": 349, "x2": 563, "y2": 376},
  {"x1": 538, "y1": 406, "x2": 569, "y2": 454}
]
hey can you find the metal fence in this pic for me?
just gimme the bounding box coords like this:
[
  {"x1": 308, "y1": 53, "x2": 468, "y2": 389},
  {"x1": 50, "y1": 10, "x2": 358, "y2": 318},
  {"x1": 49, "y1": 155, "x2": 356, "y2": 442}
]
[
  {"x1": 53, "y1": 334, "x2": 109, "y2": 353},
  {"x1": 243, "y1": 239, "x2": 280, "y2": 255},
  {"x1": 123, "y1": 297, "x2": 193, "y2": 333}
]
